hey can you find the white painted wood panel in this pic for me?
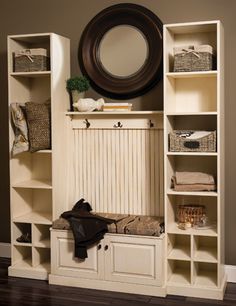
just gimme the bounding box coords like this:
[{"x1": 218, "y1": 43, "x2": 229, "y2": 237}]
[
  {"x1": 66, "y1": 124, "x2": 164, "y2": 216},
  {"x1": 104, "y1": 234, "x2": 163, "y2": 286}
]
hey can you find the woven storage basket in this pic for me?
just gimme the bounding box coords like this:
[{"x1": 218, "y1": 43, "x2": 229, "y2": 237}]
[
  {"x1": 169, "y1": 130, "x2": 216, "y2": 152},
  {"x1": 177, "y1": 204, "x2": 206, "y2": 227},
  {"x1": 173, "y1": 45, "x2": 215, "y2": 72},
  {"x1": 14, "y1": 48, "x2": 50, "y2": 72}
]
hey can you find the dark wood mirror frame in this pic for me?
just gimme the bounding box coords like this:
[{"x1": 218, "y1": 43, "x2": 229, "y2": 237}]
[{"x1": 78, "y1": 3, "x2": 163, "y2": 100}]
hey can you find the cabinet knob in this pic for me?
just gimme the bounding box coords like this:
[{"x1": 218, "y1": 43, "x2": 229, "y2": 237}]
[
  {"x1": 97, "y1": 244, "x2": 102, "y2": 250},
  {"x1": 104, "y1": 245, "x2": 109, "y2": 251}
]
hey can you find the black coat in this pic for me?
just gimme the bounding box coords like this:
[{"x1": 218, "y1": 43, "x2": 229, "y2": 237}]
[{"x1": 61, "y1": 199, "x2": 114, "y2": 259}]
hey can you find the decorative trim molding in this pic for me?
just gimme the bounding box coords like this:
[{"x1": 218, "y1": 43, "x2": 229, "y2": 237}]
[
  {"x1": 225, "y1": 265, "x2": 236, "y2": 283},
  {"x1": 0, "y1": 243, "x2": 11, "y2": 258}
]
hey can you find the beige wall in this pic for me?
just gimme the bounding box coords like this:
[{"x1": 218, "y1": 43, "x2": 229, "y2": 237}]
[{"x1": 0, "y1": 0, "x2": 235, "y2": 264}]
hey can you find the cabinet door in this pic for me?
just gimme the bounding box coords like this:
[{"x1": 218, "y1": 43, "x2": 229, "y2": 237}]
[
  {"x1": 104, "y1": 234, "x2": 163, "y2": 286},
  {"x1": 52, "y1": 230, "x2": 104, "y2": 280}
]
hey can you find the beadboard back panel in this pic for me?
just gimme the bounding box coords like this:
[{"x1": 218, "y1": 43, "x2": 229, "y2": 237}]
[{"x1": 65, "y1": 115, "x2": 164, "y2": 217}]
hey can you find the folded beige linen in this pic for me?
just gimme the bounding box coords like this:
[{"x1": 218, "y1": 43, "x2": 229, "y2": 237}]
[
  {"x1": 171, "y1": 176, "x2": 216, "y2": 191},
  {"x1": 175, "y1": 171, "x2": 215, "y2": 185}
]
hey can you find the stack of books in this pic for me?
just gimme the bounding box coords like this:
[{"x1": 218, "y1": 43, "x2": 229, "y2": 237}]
[{"x1": 103, "y1": 103, "x2": 132, "y2": 112}]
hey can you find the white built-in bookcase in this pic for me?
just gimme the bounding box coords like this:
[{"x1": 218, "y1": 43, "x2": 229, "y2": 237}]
[
  {"x1": 164, "y1": 21, "x2": 226, "y2": 299},
  {"x1": 8, "y1": 33, "x2": 70, "y2": 279}
]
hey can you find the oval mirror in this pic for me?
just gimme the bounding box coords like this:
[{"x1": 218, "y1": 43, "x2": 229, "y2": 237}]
[{"x1": 78, "y1": 3, "x2": 163, "y2": 99}]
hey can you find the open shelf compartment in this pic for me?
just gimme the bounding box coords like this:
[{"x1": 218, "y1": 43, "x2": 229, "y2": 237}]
[
  {"x1": 12, "y1": 188, "x2": 52, "y2": 224},
  {"x1": 10, "y1": 150, "x2": 52, "y2": 187},
  {"x1": 13, "y1": 222, "x2": 32, "y2": 246},
  {"x1": 164, "y1": 22, "x2": 217, "y2": 74},
  {"x1": 12, "y1": 245, "x2": 32, "y2": 268},
  {"x1": 166, "y1": 155, "x2": 217, "y2": 194},
  {"x1": 165, "y1": 76, "x2": 217, "y2": 113},
  {"x1": 32, "y1": 247, "x2": 50, "y2": 272},
  {"x1": 193, "y1": 236, "x2": 217, "y2": 263},
  {"x1": 193, "y1": 262, "x2": 217, "y2": 287},
  {"x1": 33, "y1": 224, "x2": 51, "y2": 248},
  {"x1": 168, "y1": 259, "x2": 191, "y2": 285},
  {"x1": 8, "y1": 34, "x2": 51, "y2": 74},
  {"x1": 167, "y1": 234, "x2": 191, "y2": 260},
  {"x1": 166, "y1": 194, "x2": 217, "y2": 236}
]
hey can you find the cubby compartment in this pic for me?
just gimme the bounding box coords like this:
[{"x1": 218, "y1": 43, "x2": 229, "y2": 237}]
[
  {"x1": 9, "y1": 75, "x2": 51, "y2": 103},
  {"x1": 167, "y1": 234, "x2": 191, "y2": 260},
  {"x1": 165, "y1": 76, "x2": 217, "y2": 113},
  {"x1": 33, "y1": 224, "x2": 50, "y2": 248},
  {"x1": 168, "y1": 260, "x2": 191, "y2": 285},
  {"x1": 193, "y1": 236, "x2": 217, "y2": 263},
  {"x1": 165, "y1": 23, "x2": 217, "y2": 74},
  {"x1": 12, "y1": 188, "x2": 52, "y2": 224},
  {"x1": 166, "y1": 194, "x2": 217, "y2": 235},
  {"x1": 193, "y1": 262, "x2": 217, "y2": 287},
  {"x1": 166, "y1": 115, "x2": 217, "y2": 136},
  {"x1": 9, "y1": 35, "x2": 51, "y2": 74},
  {"x1": 11, "y1": 152, "x2": 52, "y2": 187},
  {"x1": 13, "y1": 222, "x2": 31, "y2": 245},
  {"x1": 166, "y1": 155, "x2": 217, "y2": 193},
  {"x1": 32, "y1": 247, "x2": 50, "y2": 271},
  {"x1": 12, "y1": 245, "x2": 32, "y2": 268}
]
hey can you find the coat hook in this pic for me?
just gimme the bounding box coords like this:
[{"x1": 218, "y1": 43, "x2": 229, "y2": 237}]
[
  {"x1": 113, "y1": 121, "x2": 123, "y2": 128},
  {"x1": 83, "y1": 118, "x2": 90, "y2": 128},
  {"x1": 149, "y1": 120, "x2": 154, "y2": 128}
]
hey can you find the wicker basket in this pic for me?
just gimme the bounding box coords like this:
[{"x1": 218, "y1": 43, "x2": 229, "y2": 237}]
[
  {"x1": 169, "y1": 130, "x2": 216, "y2": 152},
  {"x1": 173, "y1": 45, "x2": 215, "y2": 72},
  {"x1": 177, "y1": 204, "x2": 206, "y2": 227},
  {"x1": 14, "y1": 48, "x2": 50, "y2": 72}
]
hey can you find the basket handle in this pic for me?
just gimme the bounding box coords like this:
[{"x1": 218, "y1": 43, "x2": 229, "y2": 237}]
[{"x1": 183, "y1": 141, "x2": 200, "y2": 149}]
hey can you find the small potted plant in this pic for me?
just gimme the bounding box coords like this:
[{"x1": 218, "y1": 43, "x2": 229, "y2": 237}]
[{"x1": 66, "y1": 75, "x2": 90, "y2": 111}]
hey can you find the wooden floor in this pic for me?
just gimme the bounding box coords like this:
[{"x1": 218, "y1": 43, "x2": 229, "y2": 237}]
[{"x1": 1, "y1": 258, "x2": 236, "y2": 306}]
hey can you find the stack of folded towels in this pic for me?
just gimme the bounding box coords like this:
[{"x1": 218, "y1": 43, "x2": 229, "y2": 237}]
[{"x1": 171, "y1": 171, "x2": 216, "y2": 191}]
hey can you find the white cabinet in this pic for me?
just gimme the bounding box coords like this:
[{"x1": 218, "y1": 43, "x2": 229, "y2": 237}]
[
  {"x1": 50, "y1": 229, "x2": 165, "y2": 295},
  {"x1": 164, "y1": 21, "x2": 226, "y2": 300},
  {"x1": 52, "y1": 230, "x2": 104, "y2": 280},
  {"x1": 8, "y1": 33, "x2": 70, "y2": 280},
  {"x1": 104, "y1": 234, "x2": 163, "y2": 286}
]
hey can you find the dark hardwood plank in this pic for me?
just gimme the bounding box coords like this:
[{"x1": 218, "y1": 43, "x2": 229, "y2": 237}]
[{"x1": 0, "y1": 258, "x2": 236, "y2": 306}]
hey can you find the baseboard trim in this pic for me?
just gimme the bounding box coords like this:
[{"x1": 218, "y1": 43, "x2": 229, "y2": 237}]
[
  {"x1": 225, "y1": 265, "x2": 236, "y2": 283},
  {"x1": 0, "y1": 243, "x2": 11, "y2": 258}
]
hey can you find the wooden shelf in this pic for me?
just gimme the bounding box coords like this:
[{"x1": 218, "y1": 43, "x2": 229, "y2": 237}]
[
  {"x1": 10, "y1": 71, "x2": 51, "y2": 78},
  {"x1": 167, "y1": 224, "x2": 217, "y2": 237},
  {"x1": 166, "y1": 112, "x2": 218, "y2": 116},
  {"x1": 13, "y1": 242, "x2": 32, "y2": 247},
  {"x1": 66, "y1": 111, "x2": 163, "y2": 116},
  {"x1": 168, "y1": 247, "x2": 191, "y2": 261},
  {"x1": 12, "y1": 179, "x2": 52, "y2": 189},
  {"x1": 34, "y1": 239, "x2": 50, "y2": 248},
  {"x1": 10, "y1": 259, "x2": 50, "y2": 272},
  {"x1": 13, "y1": 212, "x2": 52, "y2": 225},
  {"x1": 167, "y1": 189, "x2": 218, "y2": 197},
  {"x1": 11, "y1": 258, "x2": 32, "y2": 269},
  {"x1": 166, "y1": 71, "x2": 217, "y2": 79},
  {"x1": 167, "y1": 152, "x2": 218, "y2": 156},
  {"x1": 33, "y1": 150, "x2": 52, "y2": 154}
]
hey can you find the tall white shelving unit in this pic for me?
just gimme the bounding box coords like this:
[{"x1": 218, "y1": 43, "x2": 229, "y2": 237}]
[
  {"x1": 8, "y1": 33, "x2": 70, "y2": 279},
  {"x1": 164, "y1": 21, "x2": 225, "y2": 299}
]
